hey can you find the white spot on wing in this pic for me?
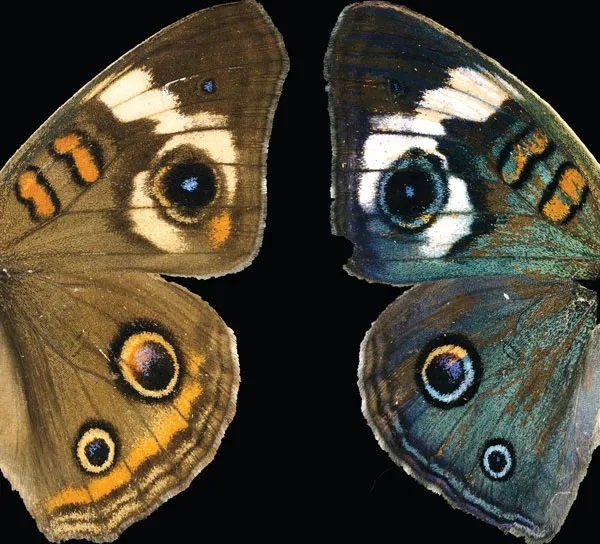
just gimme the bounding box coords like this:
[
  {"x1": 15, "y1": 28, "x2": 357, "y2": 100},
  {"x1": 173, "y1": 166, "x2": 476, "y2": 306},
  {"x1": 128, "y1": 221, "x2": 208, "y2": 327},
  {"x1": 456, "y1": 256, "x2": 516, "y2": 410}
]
[
  {"x1": 420, "y1": 86, "x2": 499, "y2": 123},
  {"x1": 371, "y1": 114, "x2": 446, "y2": 136},
  {"x1": 98, "y1": 68, "x2": 153, "y2": 108},
  {"x1": 421, "y1": 175, "x2": 474, "y2": 258},
  {"x1": 448, "y1": 67, "x2": 511, "y2": 109},
  {"x1": 129, "y1": 172, "x2": 187, "y2": 253},
  {"x1": 98, "y1": 67, "x2": 227, "y2": 133}
]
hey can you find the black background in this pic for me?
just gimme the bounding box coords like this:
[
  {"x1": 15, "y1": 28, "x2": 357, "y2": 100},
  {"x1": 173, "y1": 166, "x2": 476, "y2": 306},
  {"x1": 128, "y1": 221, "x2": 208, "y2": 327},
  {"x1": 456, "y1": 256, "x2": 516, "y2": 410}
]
[{"x1": 1, "y1": 1, "x2": 598, "y2": 542}]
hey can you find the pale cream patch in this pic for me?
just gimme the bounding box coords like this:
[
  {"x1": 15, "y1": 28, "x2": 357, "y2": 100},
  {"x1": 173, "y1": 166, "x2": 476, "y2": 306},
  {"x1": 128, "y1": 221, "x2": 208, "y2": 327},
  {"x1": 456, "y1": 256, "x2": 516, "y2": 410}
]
[
  {"x1": 418, "y1": 67, "x2": 511, "y2": 123},
  {"x1": 420, "y1": 87, "x2": 498, "y2": 123},
  {"x1": 370, "y1": 113, "x2": 446, "y2": 136},
  {"x1": 98, "y1": 67, "x2": 227, "y2": 134},
  {"x1": 99, "y1": 68, "x2": 153, "y2": 110},
  {"x1": 448, "y1": 67, "x2": 511, "y2": 108},
  {"x1": 152, "y1": 109, "x2": 227, "y2": 134},
  {"x1": 130, "y1": 172, "x2": 187, "y2": 253},
  {"x1": 421, "y1": 175, "x2": 474, "y2": 258}
]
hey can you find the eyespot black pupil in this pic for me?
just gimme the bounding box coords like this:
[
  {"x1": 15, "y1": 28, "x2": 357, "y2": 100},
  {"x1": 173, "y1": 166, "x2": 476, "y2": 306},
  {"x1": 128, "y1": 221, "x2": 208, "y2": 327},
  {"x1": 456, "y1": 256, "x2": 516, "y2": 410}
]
[
  {"x1": 488, "y1": 450, "x2": 507, "y2": 473},
  {"x1": 426, "y1": 354, "x2": 465, "y2": 394},
  {"x1": 384, "y1": 169, "x2": 436, "y2": 220},
  {"x1": 379, "y1": 150, "x2": 448, "y2": 229},
  {"x1": 163, "y1": 162, "x2": 216, "y2": 209},
  {"x1": 135, "y1": 341, "x2": 175, "y2": 391},
  {"x1": 85, "y1": 439, "x2": 109, "y2": 466}
]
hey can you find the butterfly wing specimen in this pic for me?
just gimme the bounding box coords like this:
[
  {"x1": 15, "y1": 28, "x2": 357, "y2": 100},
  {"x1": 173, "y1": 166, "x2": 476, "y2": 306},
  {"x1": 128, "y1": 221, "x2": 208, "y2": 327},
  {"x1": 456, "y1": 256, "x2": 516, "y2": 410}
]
[
  {"x1": 0, "y1": 2, "x2": 288, "y2": 541},
  {"x1": 326, "y1": 3, "x2": 600, "y2": 542}
]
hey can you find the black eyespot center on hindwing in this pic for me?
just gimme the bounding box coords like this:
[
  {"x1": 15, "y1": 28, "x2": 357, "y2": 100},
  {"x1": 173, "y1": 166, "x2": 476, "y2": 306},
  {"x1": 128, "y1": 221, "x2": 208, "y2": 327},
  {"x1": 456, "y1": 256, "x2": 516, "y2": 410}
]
[
  {"x1": 480, "y1": 438, "x2": 516, "y2": 481},
  {"x1": 378, "y1": 148, "x2": 449, "y2": 230},
  {"x1": 75, "y1": 421, "x2": 119, "y2": 475},
  {"x1": 109, "y1": 320, "x2": 181, "y2": 401},
  {"x1": 152, "y1": 145, "x2": 221, "y2": 225},
  {"x1": 415, "y1": 333, "x2": 482, "y2": 409}
]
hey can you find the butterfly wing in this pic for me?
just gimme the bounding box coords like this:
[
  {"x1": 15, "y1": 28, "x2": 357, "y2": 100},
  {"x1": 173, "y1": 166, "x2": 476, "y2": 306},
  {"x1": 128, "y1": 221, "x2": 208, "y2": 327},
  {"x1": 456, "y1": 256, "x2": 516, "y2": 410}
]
[
  {"x1": 0, "y1": 271, "x2": 238, "y2": 542},
  {"x1": 359, "y1": 275, "x2": 600, "y2": 542},
  {"x1": 3, "y1": 0, "x2": 288, "y2": 278},
  {"x1": 325, "y1": 2, "x2": 600, "y2": 284},
  {"x1": 0, "y1": 1, "x2": 288, "y2": 541}
]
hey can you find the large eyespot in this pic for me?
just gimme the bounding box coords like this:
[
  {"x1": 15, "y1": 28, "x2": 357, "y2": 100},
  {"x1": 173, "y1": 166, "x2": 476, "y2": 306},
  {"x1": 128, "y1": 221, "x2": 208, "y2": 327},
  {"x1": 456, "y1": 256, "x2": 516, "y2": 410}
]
[
  {"x1": 416, "y1": 334, "x2": 482, "y2": 408},
  {"x1": 75, "y1": 422, "x2": 118, "y2": 474},
  {"x1": 480, "y1": 439, "x2": 515, "y2": 481},
  {"x1": 378, "y1": 149, "x2": 448, "y2": 230},
  {"x1": 110, "y1": 321, "x2": 181, "y2": 399},
  {"x1": 152, "y1": 145, "x2": 220, "y2": 225}
]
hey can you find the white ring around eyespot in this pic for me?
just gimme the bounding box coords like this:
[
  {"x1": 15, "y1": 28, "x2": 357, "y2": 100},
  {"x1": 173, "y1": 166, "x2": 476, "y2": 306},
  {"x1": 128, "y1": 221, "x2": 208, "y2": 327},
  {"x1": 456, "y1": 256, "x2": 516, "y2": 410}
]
[
  {"x1": 76, "y1": 428, "x2": 116, "y2": 474},
  {"x1": 421, "y1": 345, "x2": 476, "y2": 405},
  {"x1": 482, "y1": 443, "x2": 513, "y2": 480}
]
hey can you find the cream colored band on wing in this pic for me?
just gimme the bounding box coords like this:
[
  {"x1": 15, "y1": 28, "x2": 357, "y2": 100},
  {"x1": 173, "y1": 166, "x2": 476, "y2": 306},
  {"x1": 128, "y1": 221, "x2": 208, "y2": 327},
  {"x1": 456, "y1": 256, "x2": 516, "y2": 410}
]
[
  {"x1": 98, "y1": 67, "x2": 239, "y2": 250},
  {"x1": 98, "y1": 68, "x2": 227, "y2": 133}
]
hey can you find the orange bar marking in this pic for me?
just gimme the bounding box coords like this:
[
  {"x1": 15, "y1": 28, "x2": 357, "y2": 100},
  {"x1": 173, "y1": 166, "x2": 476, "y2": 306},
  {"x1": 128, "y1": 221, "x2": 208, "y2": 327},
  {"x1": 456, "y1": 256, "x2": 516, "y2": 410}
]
[
  {"x1": 54, "y1": 134, "x2": 100, "y2": 183},
  {"x1": 504, "y1": 129, "x2": 550, "y2": 185},
  {"x1": 174, "y1": 382, "x2": 203, "y2": 419},
  {"x1": 542, "y1": 195, "x2": 570, "y2": 222},
  {"x1": 47, "y1": 487, "x2": 92, "y2": 511},
  {"x1": 16, "y1": 170, "x2": 57, "y2": 219},
  {"x1": 154, "y1": 411, "x2": 188, "y2": 448},
  {"x1": 209, "y1": 212, "x2": 231, "y2": 248},
  {"x1": 127, "y1": 436, "x2": 162, "y2": 471},
  {"x1": 558, "y1": 167, "x2": 586, "y2": 203},
  {"x1": 88, "y1": 462, "x2": 132, "y2": 501},
  {"x1": 47, "y1": 462, "x2": 132, "y2": 512}
]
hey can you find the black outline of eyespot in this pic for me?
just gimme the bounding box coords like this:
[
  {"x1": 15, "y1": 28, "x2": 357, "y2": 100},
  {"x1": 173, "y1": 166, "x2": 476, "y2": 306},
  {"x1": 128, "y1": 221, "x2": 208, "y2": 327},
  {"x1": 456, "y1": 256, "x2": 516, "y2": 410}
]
[
  {"x1": 415, "y1": 333, "x2": 482, "y2": 409},
  {"x1": 480, "y1": 438, "x2": 516, "y2": 481}
]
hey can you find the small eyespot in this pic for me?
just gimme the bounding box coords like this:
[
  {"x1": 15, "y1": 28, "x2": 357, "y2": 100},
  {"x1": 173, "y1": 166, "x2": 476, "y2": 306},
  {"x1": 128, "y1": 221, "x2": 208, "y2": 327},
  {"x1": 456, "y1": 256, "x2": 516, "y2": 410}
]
[
  {"x1": 388, "y1": 78, "x2": 405, "y2": 96},
  {"x1": 111, "y1": 322, "x2": 180, "y2": 399},
  {"x1": 76, "y1": 423, "x2": 117, "y2": 474},
  {"x1": 378, "y1": 149, "x2": 448, "y2": 230},
  {"x1": 416, "y1": 334, "x2": 481, "y2": 408},
  {"x1": 202, "y1": 79, "x2": 216, "y2": 93},
  {"x1": 480, "y1": 439, "x2": 515, "y2": 481}
]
